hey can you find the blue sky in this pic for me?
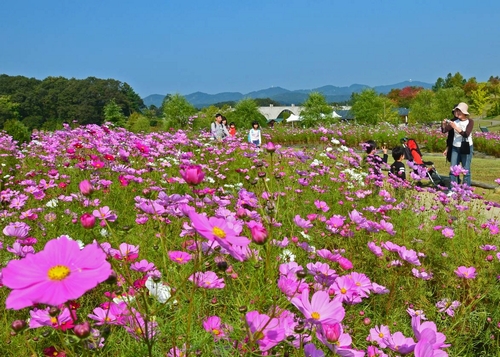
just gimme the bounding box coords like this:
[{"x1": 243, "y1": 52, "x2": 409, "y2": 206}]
[{"x1": 1, "y1": 0, "x2": 499, "y2": 97}]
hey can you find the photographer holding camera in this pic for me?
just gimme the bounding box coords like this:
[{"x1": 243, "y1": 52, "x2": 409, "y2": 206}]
[{"x1": 441, "y1": 102, "x2": 474, "y2": 187}]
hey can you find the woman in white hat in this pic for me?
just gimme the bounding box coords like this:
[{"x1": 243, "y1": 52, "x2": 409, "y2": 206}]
[{"x1": 441, "y1": 102, "x2": 474, "y2": 186}]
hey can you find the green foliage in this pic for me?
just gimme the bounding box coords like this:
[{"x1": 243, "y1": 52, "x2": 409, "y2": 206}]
[
  {"x1": 0, "y1": 74, "x2": 145, "y2": 128},
  {"x1": 0, "y1": 95, "x2": 19, "y2": 127},
  {"x1": 433, "y1": 87, "x2": 466, "y2": 120},
  {"x1": 433, "y1": 72, "x2": 467, "y2": 91},
  {"x1": 161, "y1": 93, "x2": 197, "y2": 129},
  {"x1": 226, "y1": 98, "x2": 266, "y2": 129},
  {"x1": 126, "y1": 112, "x2": 151, "y2": 133},
  {"x1": 104, "y1": 99, "x2": 126, "y2": 127},
  {"x1": 409, "y1": 89, "x2": 436, "y2": 123},
  {"x1": 3, "y1": 119, "x2": 30, "y2": 143},
  {"x1": 351, "y1": 89, "x2": 397, "y2": 125},
  {"x1": 300, "y1": 92, "x2": 334, "y2": 128},
  {"x1": 469, "y1": 84, "x2": 489, "y2": 118}
]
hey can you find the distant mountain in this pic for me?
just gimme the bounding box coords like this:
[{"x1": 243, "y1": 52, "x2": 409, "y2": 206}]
[{"x1": 142, "y1": 81, "x2": 432, "y2": 108}]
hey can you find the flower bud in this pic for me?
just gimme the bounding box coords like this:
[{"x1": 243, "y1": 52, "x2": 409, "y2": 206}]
[
  {"x1": 11, "y1": 320, "x2": 27, "y2": 332},
  {"x1": 80, "y1": 213, "x2": 96, "y2": 229},
  {"x1": 73, "y1": 321, "x2": 91, "y2": 339}
]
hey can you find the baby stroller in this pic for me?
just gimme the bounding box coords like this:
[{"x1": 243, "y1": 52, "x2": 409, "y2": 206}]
[{"x1": 400, "y1": 138, "x2": 448, "y2": 187}]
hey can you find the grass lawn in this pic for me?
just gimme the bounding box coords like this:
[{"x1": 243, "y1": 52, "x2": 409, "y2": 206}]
[{"x1": 418, "y1": 152, "x2": 500, "y2": 201}]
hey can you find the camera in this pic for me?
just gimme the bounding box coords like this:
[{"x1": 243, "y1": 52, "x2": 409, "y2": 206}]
[{"x1": 445, "y1": 119, "x2": 451, "y2": 123}]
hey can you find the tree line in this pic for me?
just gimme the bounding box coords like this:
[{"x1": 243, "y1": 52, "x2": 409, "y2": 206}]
[
  {"x1": 2, "y1": 72, "x2": 499, "y2": 143},
  {"x1": 0, "y1": 74, "x2": 145, "y2": 141},
  {"x1": 351, "y1": 72, "x2": 500, "y2": 125}
]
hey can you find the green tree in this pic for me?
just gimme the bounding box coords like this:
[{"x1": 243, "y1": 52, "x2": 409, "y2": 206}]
[
  {"x1": 104, "y1": 99, "x2": 126, "y2": 127},
  {"x1": 0, "y1": 95, "x2": 19, "y2": 128},
  {"x1": 434, "y1": 87, "x2": 465, "y2": 120},
  {"x1": 126, "y1": 112, "x2": 151, "y2": 133},
  {"x1": 226, "y1": 98, "x2": 266, "y2": 129},
  {"x1": 409, "y1": 89, "x2": 436, "y2": 124},
  {"x1": 3, "y1": 119, "x2": 31, "y2": 143},
  {"x1": 351, "y1": 89, "x2": 388, "y2": 125},
  {"x1": 161, "y1": 93, "x2": 197, "y2": 129},
  {"x1": 433, "y1": 72, "x2": 466, "y2": 91},
  {"x1": 300, "y1": 92, "x2": 333, "y2": 128},
  {"x1": 469, "y1": 83, "x2": 489, "y2": 118}
]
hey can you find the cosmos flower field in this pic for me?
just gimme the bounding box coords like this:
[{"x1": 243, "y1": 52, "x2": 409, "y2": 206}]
[{"x1": 0, "y1": 123, "x2": 500, "y2": 357}]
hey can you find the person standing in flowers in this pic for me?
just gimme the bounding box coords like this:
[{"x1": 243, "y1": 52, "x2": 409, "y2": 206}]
[
  {"x1": 363, "y1": 140, "x2": 388, "y2": 176},
  {"x1": 441, "y1": 102, "x2": 474, "y2": 186},
  {"x1": 211, "y1": 113, "x2": 228, "y2": 142},
  {"x1": 248, "y1": 121, "x2": 262, "y2": 147}
]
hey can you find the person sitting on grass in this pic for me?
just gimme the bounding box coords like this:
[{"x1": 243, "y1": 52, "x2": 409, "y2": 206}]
[{"x1": 389, "y1": 145, "x2": 406, "y2": 181}]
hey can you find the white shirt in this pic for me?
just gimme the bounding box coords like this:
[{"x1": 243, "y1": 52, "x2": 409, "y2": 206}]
[{"x1": 452, "y1": 119, "x2": 473, "y2": 147}]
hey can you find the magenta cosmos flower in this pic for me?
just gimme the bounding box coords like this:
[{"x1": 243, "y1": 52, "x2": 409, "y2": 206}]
[
  {"x1": 179, "y1": 164, "x2": 205, "y2": 186},
  {"x1": 291, "y1": 289, "x2": 345, "y2": 325},
  {"x1": 188, "y1": 211, "x2": 250, "y2": 261},
  {"x1": 245, "y1": 310, "x2": 285, "y2": 351},
  {"x1": 2, "y1": 237, "x2": 112, "y2": 310},
  {"x1": 454, "y1": 266, "x2": 477, "y2": 279}
]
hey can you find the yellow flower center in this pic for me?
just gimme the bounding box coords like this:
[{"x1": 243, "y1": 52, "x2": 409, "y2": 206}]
[
  {"x1": 311, "y1": 312, "x2": 320, "y2": 320},
  {"x1": 175, "y1": 257, "x2": 184, "y2": 262},
  {"x1": 213, "y1": 226, "x2": 226, "y2": 239},
  {"x1": 379, "y1": 332, "x2": 384, "y2": 338},
  {"x1": 340, "y1": 288, "x2": 347, "y2": 294},
  {"x1": 254, "y1": 331, "x2": 265, "y2": 340},
  {"x1": 50, "y1": 317, "x2": 58, "y2": 325},
  {"x1": 212, "y1": 328, "x2": 221, "y2": 336},
  {"x1": 48, "y1": 265, "x2": 71, "y2": 281}
]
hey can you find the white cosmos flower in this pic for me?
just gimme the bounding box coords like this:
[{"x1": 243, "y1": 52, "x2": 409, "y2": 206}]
[
  {"x1": 280, "y1": 249, "x2": 296, "y2": 262},
  {"x1": 331, "y1": 138, "x2": 340, "y2": 145},
  {"x1": 46, "y1": 198, "x2": 59, "y2": 208},
  {"x1": 145, "y1": 277, "x2": 173, "y2": 303}
]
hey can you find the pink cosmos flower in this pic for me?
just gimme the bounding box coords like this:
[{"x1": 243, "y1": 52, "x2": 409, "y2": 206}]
[
  {"x1": 383, "y1": 331, "x2": 415, "y2": 354},
  {"x1": 368, "y1": 325, "x2": 391, "y2": 348},
  {"x1": 450, "y1": 165, "x2": 468, "y2": 176},
  {"x1": 168, "y1": 251, "x2": 193, "y2": 264},
  {"x1": 29, "y1": 306, "x2": 75, "y2": 330},
  {"x1": 247, "y1": 220, "x2": 268, "y2": 244},
  {"x1": 314, "y1": 200, "x2": 330, "y2": 212},
  {"x1": 189, "y1": 271, "x2": 225, "y2": 289},
  {"x1": 179, "y1": 164, "x2": 205, "y2": 186},
  {"x1": 441, "y1": 227, "x2": 454, "y2": 238},
  {"x1": 304, "y1": 343, "x2": 325, "y2": 357},
  {"x1": 411, "y1": 315, "x2": 450, "y2": 350},
  {"x1": 88, "y1": 303, "x2": 126, "y2": 325},
  {"x1": 368, "y1": 242, "x2": 383, "y2": 257},
  {"x1": 108, "y1": 243, "x2": 139, "y2": 261},
  {"x1": 3, "y1": 221, "x2": 30, "y2": 239},
  {"x1": 436, "y1": 298, "x2": 460, "y2": 316},
  {"x1": 291, "y1": 289, "x2": 345, "y2": 325},
  {"x1": 2, "y1": 237, "x2": 111, "y2": 310},
  {"x1": 203, "y1": 316, "x2": 226, "y2": 340},
  {"x1": 92, "y1": 206, "x2": 117, "y2": 222},
  {"x1": 79, "y1": 180, "x2": 93, "y2": 195},
  {"x1": 130, "y1": 259, "x2": 156, "y2": 272},
  {"x1": 454, "y1": 266, "x2": 477, "y2": 279},
  {"x1": 188, "y1": 210, "x2": 250, "y2": 261},
  {"x1": 245, "y1": 310, "x2": 285, "y2": 351},
  {"x1": 294, "y1": 214, "x2": 313, "y2": 229}
]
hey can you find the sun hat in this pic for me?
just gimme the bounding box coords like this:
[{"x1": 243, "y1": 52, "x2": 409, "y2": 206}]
[{"x1": 453, "y1": 102, "x2": 469, "y2": 115}]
